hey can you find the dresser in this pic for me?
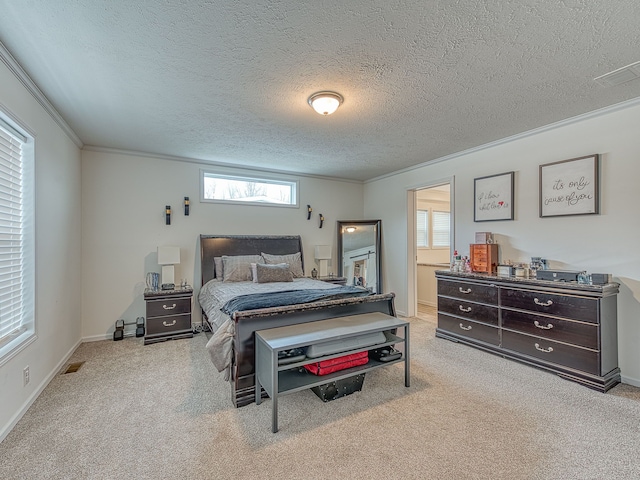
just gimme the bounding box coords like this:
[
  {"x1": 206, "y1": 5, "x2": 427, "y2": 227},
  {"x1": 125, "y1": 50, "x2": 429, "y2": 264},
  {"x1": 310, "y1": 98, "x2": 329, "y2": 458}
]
[
  {"x1": 143, "y1": 287, "x2": 193, "y2": 345},
  {"x1": 435, "y1": 271, "x2": 620, "y2": 392}
]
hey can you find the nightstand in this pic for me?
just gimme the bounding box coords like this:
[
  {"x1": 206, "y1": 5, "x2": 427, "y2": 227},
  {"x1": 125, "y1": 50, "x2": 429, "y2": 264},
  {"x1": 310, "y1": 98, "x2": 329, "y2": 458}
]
[
  {"x1": 143, "y1": 287, "x2": 193, "y2": 345},
  {"x1": 317, "y1": 276, "x2": 347, "y2": 286}
]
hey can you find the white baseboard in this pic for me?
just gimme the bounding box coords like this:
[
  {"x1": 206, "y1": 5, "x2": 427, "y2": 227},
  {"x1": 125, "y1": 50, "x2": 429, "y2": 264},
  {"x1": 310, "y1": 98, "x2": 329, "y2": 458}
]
[
  {"x1": 0, "y1": 338, "x2": 82, "y2": 443},
  {"x1": 417, "y1": 300, "x2": 436, "y2": 307},
  {"x1": 621, "y1": 375, "x2": 640, "y2": 388}
]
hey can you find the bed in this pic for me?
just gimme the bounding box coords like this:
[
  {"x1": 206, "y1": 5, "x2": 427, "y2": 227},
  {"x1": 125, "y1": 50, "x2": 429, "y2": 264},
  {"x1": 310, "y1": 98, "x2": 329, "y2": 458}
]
[{"x1": 199, "y1": 234, "x2": 396, "y2": 407}]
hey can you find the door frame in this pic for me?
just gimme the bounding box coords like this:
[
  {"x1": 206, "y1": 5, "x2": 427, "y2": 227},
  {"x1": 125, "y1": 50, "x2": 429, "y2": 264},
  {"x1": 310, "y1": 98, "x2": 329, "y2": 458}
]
[{"x1": 406, "y1": 176, "x2": 455, "y2": 318}]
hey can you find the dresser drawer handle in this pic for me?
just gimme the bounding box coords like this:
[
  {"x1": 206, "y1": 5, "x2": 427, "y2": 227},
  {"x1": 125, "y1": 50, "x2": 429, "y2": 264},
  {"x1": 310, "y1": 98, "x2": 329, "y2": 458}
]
[
  {"x1": 533, "y1": 298, "x2": 553, "y2": 307},
  {"x1": 459, "y1": 305, "x2": 472, "y2": 313},
  {"x1": 163, "y1": 303, "x2": 177, "y2": 310},
  {"x1": 163, "y1": 320, "x2": 177, "y2": 327},
  {"x1": 459, "y1": 323, "x2": 472, "y2": 331},
  {"x1": 534, "y1": 320, "x2": 554, "y2": 330},
  {"x1": 534, "y1": 343, "x2": 553, "y2": 353},
  {"x1": 458, "y1": 287, "x2": 472, "y2": 294}
]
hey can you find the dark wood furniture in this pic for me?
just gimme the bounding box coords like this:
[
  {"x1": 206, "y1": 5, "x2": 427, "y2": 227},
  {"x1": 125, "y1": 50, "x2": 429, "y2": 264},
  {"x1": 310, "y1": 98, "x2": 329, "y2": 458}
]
[
  {"x1": 144, "y1": 287, "x2": 193, "y2": 345},
  {"x1": 317, "y1": 276, "x2": 347, "y2": 285},
  {"x1": 255, "y1": 312, "x2": 410, "y2": 432},
  {"x1": 199, "y1": 234, "x2": 396, "y2": 407},
  {"x1": 436, "y1": 271, "x2": 619, "y2": 392},
  {"x1": 469, "y1": 243, "x2": 499, "y2": 273}
]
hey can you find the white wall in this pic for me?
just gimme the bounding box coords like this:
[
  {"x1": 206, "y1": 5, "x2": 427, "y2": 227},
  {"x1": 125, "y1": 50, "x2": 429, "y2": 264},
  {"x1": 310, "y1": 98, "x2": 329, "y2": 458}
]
[
  {"x1": 0, "y1": 60, "x2": 82, "y2": 439},
  {"x1": 81, "y1": 150, "x2": 364, "y2": 339},
  {"x1": 364, "y1": 100, "x2": 640, "y2": 385}
]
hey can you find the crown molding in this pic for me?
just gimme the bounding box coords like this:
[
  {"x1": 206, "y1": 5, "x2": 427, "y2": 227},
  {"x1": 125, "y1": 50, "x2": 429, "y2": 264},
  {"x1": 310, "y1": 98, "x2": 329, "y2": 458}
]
[
  {"x1": 0, "y1": 41, "x2": 83, "y2": 148},
  {"x1": 365, "y1": 96, "x2": 640, "y2": 184},
  {"x1": 82, "y1": 145, "x2": 364, "y2": 185}
]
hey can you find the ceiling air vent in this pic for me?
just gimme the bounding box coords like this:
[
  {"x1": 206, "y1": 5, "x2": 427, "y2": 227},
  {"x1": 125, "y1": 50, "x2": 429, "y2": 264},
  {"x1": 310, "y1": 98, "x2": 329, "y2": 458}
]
[{"x1": 594, "y1": 61, "x2": 640, "y2": 87}]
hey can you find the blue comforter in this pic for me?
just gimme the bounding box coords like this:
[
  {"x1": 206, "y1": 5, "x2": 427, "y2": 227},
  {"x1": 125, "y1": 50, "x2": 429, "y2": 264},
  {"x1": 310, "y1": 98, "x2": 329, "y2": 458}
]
[{"x1": 220, "y1": 286, "x2": 371, "y2": 316}]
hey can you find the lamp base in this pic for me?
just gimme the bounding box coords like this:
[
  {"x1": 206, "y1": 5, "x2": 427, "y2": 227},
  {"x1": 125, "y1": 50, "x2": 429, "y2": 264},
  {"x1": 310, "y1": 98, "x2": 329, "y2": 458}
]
[
  {"x1": 161, "y1": 283, "x2": 175, "y2": 290},
  {"x1": 318, "y1": 260, "x2": 328, "y2": 277},
  {"x1": 161, "y1": 265, "x2": 175, "y2": 285}
]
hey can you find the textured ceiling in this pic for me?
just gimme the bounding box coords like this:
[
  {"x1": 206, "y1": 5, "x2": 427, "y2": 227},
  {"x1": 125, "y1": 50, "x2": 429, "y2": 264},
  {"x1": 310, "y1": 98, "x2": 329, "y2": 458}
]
[{"x1": 1, "y1": 1, "x2": 640, "y2": 181}]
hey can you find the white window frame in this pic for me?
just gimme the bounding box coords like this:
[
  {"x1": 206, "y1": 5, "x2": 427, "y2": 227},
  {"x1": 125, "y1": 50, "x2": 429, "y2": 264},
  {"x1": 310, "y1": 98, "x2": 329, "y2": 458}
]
[
  {"x1": 200, "y1": 169, "x2": 299, "y2": 208},
  {"x1": 417, "y1": 209, "x2": 429, "y2": 248},
  {"x1": 0, "y1": 110, "x2": 36, "y2": 366}
]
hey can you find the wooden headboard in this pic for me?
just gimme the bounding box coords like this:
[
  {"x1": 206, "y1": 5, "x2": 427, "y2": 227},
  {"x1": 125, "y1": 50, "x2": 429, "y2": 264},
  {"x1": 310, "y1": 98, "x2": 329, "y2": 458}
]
[{"x1": 200, "y1": 235, "x2": 305, "y2": 285}]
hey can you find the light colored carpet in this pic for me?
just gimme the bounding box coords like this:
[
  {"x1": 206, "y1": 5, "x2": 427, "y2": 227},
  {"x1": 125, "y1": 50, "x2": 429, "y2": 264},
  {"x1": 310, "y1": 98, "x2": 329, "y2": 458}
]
[{"x1": 2, "y1": 313, "x2": 640, "y2": 479}]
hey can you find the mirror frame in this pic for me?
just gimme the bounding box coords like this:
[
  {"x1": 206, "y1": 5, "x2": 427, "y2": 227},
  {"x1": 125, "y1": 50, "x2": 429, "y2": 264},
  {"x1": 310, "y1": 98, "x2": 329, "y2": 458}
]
[{"x1": 337, "y1": 220, "x2": 382, "y2": 294}]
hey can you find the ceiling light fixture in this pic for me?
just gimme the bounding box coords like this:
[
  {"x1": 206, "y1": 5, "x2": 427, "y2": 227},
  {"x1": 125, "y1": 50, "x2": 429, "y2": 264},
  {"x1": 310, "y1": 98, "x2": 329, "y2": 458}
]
[{"x1": 308, "y1": 91, "x2": 344, "y2": 115}]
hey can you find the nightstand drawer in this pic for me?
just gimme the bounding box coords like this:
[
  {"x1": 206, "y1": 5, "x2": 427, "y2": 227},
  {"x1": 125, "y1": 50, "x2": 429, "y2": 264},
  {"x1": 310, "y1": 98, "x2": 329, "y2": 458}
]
[
  {"x1": 146, "y1": 314, "x2": 191, "y2": 336},
  {"x1": 146, "y1": 297, "x2": 191, "y2": 317}
]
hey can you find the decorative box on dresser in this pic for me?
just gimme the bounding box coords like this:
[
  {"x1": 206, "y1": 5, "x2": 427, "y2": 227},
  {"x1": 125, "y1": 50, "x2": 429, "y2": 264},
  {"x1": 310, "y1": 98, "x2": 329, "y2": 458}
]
[
  {"x1": 144, "y1": 287, "x2": 194, "y2": 345},
  {"x1": 435, "y1": 271, "x2": 620, "y2": 392}
]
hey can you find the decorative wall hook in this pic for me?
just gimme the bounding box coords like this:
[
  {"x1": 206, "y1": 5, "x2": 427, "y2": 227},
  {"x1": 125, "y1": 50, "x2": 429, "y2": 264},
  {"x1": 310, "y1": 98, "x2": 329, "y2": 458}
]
[
  {"x1": 165, "y1": 205, "x2": 171, "y2": 225},
  {"x1": 307, "y1": 205, "x2": 312, "y2": 220},
  {"x1": 319, "y1": 214, "x2": 324, "y2": 228},
  {"x1": 184, "y1": 196, "x2": 190, "y2": 216}
]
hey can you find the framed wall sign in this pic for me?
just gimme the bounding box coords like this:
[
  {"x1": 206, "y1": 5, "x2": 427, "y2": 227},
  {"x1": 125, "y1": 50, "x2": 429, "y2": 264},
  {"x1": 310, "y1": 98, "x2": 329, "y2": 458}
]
[
  {"x1": 539, "y1": 154, "x2": 599, "y2": 218},
  {"x1": 474, "y1": 171, "x2": 514, "y2": 222}
]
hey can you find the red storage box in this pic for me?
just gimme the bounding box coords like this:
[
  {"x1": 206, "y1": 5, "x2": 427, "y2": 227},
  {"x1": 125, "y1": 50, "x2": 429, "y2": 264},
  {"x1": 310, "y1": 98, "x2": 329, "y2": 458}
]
[{"x1": 303, "y1": 351, "x2": 369, "y2": 376}]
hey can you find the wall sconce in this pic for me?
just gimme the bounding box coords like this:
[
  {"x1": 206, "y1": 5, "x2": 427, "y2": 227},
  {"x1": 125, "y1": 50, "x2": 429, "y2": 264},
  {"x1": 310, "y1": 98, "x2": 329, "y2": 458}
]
[
  {"x1": 307, "y1": 205, "x2": 312, "y2": 220},
  {"x1": 184, "y1": 196, "x2": 190, "y2": 216},
  {"x1": 319, "y1": 214, "x2": 324, "y2": 228},
  {"x1": 165, "y1": 205, "x2": 171, "y2": 225}
]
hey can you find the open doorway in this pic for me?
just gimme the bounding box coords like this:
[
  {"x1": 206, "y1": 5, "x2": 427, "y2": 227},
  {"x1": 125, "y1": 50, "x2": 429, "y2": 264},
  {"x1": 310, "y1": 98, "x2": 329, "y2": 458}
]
[{"x1": 407, "y1": 180, "x2": 453, "y2": 318}]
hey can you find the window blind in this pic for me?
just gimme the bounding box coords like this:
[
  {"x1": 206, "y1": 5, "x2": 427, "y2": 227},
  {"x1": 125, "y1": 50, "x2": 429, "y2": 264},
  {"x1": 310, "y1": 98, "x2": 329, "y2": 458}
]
[
  {"x1": 417, "y1": 209, "x2": 429, "y2": 247},
  {"x1": 432, "y1": 211, "x2": 450, "y2": 247},
  {"x1": 0, "y1": 120, "x2": 27, "y2": 347}
]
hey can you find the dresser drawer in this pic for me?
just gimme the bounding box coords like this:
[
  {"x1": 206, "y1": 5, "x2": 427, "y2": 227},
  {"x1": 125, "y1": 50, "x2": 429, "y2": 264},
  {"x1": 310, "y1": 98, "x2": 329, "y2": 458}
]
[
  {"x1": 146, "y1": 313, "x2": 192, "y2": 336},
  {"x1": 146, "y1": 296, "x2": 191, "y2": 318},
  {"x1": 500, "y1": 288, "x2": 598, "y2": 323},
  {"x1": 502, "y1": 330, "x2": 599, "y2": 375},
  {"x1": 438, "y1": 313, "x2": 499, "y2": 346},
  {"x1": 437, "y1": 280, "x2": 498, "y2": 305},
  {"x1": 438, "y1": 296, "x2": 498, "y2": 326},
  {"x1": 502, "y1": 309, "x2": 598, "y2": 350}
]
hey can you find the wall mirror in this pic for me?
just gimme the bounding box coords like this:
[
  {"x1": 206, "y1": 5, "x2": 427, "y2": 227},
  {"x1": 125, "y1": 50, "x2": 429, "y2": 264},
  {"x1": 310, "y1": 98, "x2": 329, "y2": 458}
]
[{"x1": 337, "y1": 220, "x2": 382, "y2": 294}]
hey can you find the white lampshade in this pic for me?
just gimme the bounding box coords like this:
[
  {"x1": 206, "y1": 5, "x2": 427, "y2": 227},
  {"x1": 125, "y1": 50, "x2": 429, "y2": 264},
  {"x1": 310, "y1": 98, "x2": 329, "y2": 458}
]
[
  {"x1": 314, "y1": 245, "x2": 332, "y2": 260},
  {"x1": 157, "y1": 246, "x2": 180, "y2": 286},
  {"x1": 308, "y1": 91, "x2": 343, "y2": 115},
  {"x1": 157, "y1": 246, "x2": 180, "y2": 265}
]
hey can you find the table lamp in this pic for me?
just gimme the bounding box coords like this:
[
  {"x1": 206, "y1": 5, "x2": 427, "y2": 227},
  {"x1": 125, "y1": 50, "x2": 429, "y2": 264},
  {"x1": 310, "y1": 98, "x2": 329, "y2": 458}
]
[
  {"x1": 314, "y1": 245, "x2": 332, "y2": 277},
  {"x1": 157, "y1": 246, "x2": 180, "y2": 289}
]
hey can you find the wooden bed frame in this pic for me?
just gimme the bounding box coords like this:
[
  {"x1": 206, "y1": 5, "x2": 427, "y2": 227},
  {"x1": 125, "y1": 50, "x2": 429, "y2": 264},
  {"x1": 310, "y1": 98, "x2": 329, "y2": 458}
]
[{"x1": 199, "y1": 234, "x2": 396, "y2": 407}]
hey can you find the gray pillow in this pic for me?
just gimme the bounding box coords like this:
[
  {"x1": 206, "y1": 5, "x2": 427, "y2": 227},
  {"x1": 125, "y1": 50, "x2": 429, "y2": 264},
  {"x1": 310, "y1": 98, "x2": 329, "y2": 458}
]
[
  {"x1": 222, "y1": 255, "x2": 264, "y2": 282},
  {"x1": 261, "y1": 252, "x2": 304, "y2": 278},
  {"x1": 256, "y1": 263, "x2": 294, "y2": 283}
]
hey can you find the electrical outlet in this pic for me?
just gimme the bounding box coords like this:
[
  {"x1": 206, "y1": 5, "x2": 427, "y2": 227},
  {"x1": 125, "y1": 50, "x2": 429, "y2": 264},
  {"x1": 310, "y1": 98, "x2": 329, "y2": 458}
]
[{"x1": 23, "y1": 366, "x2": 29, "y2": 386}]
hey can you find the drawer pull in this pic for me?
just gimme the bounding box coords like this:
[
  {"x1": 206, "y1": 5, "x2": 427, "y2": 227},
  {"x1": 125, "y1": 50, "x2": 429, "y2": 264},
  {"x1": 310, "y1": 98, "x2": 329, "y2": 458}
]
[
  {"x1": 459, "y1": 305, "x2": 472, "y2": 313},
  {"x1": 163, "y1": 303, "x2": 177, "y2": 310},
  {"x1": 458, "y1": 287, "x2": 472, "y2": 294},
  {"x1": 459, "y1": 323, "x2": 472, "y2": 331},
  {"x1": 534, "y1": 320, "x2": 554, "y2": 330},
  {"x1": 533, "y1": 298, "x2": 553, "y2": 307},
  {"x1": 163, "y1": 320, "x2": 177, "y2": 327},
  {"x1": 534, "y1": 343, "x2": 553, "y2": 353}
]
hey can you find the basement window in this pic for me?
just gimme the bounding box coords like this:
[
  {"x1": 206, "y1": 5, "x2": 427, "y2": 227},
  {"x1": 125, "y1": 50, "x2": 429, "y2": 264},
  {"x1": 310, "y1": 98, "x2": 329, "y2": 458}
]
[
  {"x1": 200, "y1": 170, "x2": 298, "y2": 208},
  {"x1": 0, "y1": 112, "x2": 35, "y2": 367}
]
